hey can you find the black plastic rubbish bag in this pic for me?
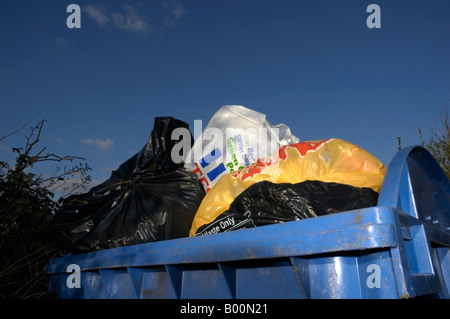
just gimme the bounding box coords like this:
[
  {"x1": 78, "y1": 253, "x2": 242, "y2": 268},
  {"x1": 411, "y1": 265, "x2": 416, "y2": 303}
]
[
  {"x1": 51, "y1": 117, "x2": 206, "y2": 252},
  {"x1": 195, "y1": 180, "x2": 379, "y2": 236}
]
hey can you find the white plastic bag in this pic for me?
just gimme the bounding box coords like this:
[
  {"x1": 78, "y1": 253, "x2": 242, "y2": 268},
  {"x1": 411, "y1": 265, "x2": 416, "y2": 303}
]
[{"x1": 184, "y1": 105, "x2": 299, "y2": 192}]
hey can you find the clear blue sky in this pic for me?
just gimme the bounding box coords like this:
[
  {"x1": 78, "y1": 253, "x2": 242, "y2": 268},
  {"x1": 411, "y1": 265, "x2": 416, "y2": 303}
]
[{"x1": 1, "y1": 0, "x2": 449, "y2": 193}]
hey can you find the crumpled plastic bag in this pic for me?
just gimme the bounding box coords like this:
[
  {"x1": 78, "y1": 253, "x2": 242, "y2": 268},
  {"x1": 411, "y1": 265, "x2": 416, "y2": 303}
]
[
  {"x1": 195, "y1": 180, "x2": 379, "y2": 236},
  {"x1": 184, "y1": 105, "x2": 299, "y2": 193},
  {"x1": 190, "y1": 138, "x2": 386, "y2": 236},
  {"x1": 51, "y1": 117, "x2": 205, "y2": 252}
]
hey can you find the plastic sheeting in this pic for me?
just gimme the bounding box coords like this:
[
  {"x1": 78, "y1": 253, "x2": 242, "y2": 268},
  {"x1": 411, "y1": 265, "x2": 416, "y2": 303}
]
[
  {"x1": 196, "y1": 180, "x2": 379, "y2": 236},
  {"x1": 184, "y1": 105, "x2": 299, "y2": 193},
  {"x1": 51, "y1": 117, "x2": 205, "y2": 252}
]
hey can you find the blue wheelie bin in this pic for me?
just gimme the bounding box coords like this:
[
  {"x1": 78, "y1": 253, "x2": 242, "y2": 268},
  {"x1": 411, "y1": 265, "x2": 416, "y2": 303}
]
[{"x1": 45, "y1": 146, "x2": 450, "y2": 299}]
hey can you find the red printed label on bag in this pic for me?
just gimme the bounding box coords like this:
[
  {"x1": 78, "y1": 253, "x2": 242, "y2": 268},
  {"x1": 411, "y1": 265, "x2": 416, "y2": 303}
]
[
  {"x1": 233, "y1": 139, "x2": 333, "y2": 182},
  {"x1": 279, "y1": 139, "x2": 332, "y2": 160}
]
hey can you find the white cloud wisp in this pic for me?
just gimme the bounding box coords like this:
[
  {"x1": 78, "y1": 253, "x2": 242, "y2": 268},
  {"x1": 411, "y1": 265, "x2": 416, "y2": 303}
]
[
  {"x1": 81, "y1": 137, "x2": 114, "y2": 152},
  {"x1": 84, "y1": 4, "x2": 149, "y2": 34},
  {"x1": 83, "y1": 2, "x2": 185, "y2": 34}
]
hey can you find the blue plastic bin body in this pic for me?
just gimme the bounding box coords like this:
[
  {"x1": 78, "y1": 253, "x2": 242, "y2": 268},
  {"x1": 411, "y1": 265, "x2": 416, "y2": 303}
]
[{"x1": 45, "y1": 146, "x2": 450, "y2": 299}]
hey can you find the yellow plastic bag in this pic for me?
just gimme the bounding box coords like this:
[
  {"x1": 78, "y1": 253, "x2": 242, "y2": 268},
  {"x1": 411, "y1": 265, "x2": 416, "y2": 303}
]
[{"x1": 189, "y1": 138, "x2": 386, "y2": 236}]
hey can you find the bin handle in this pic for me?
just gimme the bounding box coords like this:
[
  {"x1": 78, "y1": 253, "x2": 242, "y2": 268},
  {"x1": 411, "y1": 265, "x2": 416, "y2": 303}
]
[{"x1": 378, "y1": 145, "x2": 450, "y2": 231}]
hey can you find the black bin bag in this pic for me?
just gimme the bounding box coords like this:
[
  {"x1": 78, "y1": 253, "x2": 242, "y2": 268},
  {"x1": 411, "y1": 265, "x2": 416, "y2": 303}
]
[
  {"x1": 51, "y1": 117, "x2": 206, "y2": 253},
  {"x1": 196, "y1": 180, "x2": 379, "y2": 236}
]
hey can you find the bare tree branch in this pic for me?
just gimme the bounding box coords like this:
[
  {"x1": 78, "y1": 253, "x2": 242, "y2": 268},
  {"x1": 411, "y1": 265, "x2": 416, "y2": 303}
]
[{"x1": 0, "y1": 113, "x2": 41, "y2": 142}]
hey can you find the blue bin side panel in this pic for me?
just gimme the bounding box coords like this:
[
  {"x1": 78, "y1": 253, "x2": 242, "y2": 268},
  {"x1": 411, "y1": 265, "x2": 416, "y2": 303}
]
[
  {"x1": 47, "y1": 207, "x2": 449, "y2": 299},
  {"x1": 233, "y1": 259, "x2": 306, "y2": 299}
]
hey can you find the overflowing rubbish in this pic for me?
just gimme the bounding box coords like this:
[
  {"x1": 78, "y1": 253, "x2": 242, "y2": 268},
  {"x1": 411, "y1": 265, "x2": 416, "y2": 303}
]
[
  {"x1": 51, "y1": 117, "x2": 205, "y2": 253},
  {"x1": 189, "y1": 138, "x2": 386, "y2": 236},
  {"x1": 51, "y1": 105, "x2": 388, "y2": 252}
]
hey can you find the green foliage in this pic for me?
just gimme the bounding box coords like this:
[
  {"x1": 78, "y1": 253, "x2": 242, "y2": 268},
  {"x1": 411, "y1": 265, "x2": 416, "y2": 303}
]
[
  {"x1": 0, "y1": 119, "x2": 91, "y2": 298},
  {"x1": 419, "y1": 104, "x2": 450, "y2": 179},
  {"x1": 397, "y1": 103, "x2": 450, "y2": 179}
]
